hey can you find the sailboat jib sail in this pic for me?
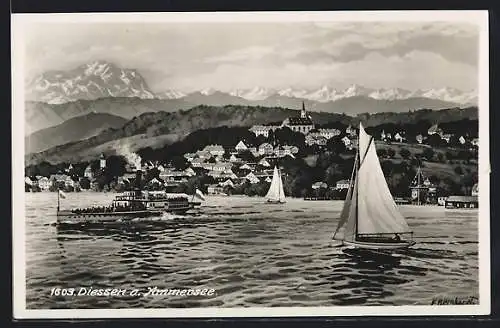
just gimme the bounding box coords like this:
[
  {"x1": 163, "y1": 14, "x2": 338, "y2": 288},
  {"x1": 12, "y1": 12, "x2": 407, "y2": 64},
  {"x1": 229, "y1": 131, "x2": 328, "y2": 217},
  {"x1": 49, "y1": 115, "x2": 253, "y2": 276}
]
[
  {"x1": 333, "y1": 149, "x2": 358, "y2": 241},
  {"x1": 333, "y1": 122, "x2": 414, "y2": 248},
  {"x1": 266, "y1": 166, "x2": 286, "y2": 203}
]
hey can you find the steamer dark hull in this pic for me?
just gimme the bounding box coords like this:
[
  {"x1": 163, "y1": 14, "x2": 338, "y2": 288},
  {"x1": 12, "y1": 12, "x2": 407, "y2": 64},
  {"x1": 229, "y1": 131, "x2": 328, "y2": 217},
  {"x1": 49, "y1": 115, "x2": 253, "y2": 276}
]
[{"x1": 56, "y1": 210, "x2": 163, "y2": 224}]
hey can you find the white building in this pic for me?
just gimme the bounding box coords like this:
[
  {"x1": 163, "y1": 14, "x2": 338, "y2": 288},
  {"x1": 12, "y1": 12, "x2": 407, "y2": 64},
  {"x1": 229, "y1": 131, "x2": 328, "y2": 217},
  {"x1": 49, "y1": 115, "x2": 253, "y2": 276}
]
[
  {"x1": 346, "y1": 125, "x2": 357, "y2": 136},
  {"x1": 220, "y1": 179, "x2": 235, "y2": 188},
  {"x1": 235, "y1": 140, "x2": 248, "y2": 152},
  {"x1": 428, "y1": 124, "x2": 443, "y2": 136},
  {"x1": 394, "y1": 132, "x2": 405, "y2": 143},
  {"x1": 317, "y1": 128, "x2": 341, "y2": 139},
  {"x1": 245, "y1": 172, "x2": 260, "y2": 184},
  {"x1": 249, "y1": 125, "x2": 277, "y2": 138},
  {"x1": 258, "y1": 158, "x2": 271, "y2": 167},
  {"x1": 37, "y1": 177, "x2": 51, "y2": 190},
  {"x1": 312, "y1": 182, "x2": 328, "y2": 190},
  {"x1": 99, "y1": 154, "x2": 106, "y2": 169},
  {"x1": 190, "y1": 158, "x2": 205, "y2": 168},
  {"x1": 65, "y1": 176, "x2": 75, "y2": 188},
  {"x1": 336, "y1": 180, "x2": 350, "y2": 190},
  {"x1": 202, "y1": 145, "x2": 225, "y2": 157},
  {"x1": 258, "y1": 143, "x2": 274, "y2": 155},
  {"x1": 84, "y1": 165, "x2": 93, "y2": 179}
]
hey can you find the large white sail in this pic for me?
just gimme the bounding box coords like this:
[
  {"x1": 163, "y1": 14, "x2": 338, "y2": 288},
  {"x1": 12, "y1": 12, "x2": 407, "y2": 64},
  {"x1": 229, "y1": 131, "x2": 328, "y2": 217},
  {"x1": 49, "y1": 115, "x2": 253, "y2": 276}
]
[
  {"x1": 266, "y1": 166, "x2": 286, "y2": 202},
  {"x1": 356, "y1": 123, "x2": 411, "y2": 235},
  {"x1": 333, "y1": 123, "x2": 411, "y2": 242}
]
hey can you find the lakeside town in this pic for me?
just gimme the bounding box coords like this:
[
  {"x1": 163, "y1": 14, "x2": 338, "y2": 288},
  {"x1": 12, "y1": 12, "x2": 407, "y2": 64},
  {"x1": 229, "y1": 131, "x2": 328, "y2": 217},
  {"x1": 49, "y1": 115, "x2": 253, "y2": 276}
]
[{"x1": 25, "y1": 104, "x2": 479, "y2": 209}]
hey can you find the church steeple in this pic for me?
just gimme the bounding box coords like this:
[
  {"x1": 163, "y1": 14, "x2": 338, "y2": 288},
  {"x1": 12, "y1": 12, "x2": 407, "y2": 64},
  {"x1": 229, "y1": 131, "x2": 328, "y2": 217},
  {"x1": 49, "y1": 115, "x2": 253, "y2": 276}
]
[{"x1": 300, "y1": 101, "x2": 306, "y2": 118}]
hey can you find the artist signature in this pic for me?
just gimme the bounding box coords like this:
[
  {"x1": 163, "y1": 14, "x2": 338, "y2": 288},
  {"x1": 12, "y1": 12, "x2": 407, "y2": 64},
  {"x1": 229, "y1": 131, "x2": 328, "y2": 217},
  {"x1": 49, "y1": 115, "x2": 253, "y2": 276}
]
[{"x1": 431, "y1": 296, "x2": 478, "y2": 305}]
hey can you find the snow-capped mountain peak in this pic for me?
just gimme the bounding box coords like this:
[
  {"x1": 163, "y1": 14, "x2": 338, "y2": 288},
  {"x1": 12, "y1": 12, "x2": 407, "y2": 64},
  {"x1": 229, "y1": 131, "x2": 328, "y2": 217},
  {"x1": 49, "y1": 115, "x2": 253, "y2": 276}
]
[
  {"x1": 226, "y1": 86, "x2": 275, "y2": 100},
  {"x1": 343, "y1": 84, "x2": 373, "y2": 97},
  {"x1": 276, "y1": 87, "x2": 309, "y2": 99},
  {"x1": 200, "y1": 87, "x2": 217, "y2": 96},
  {"x1": 241, "y1": 86, "x2": 275, "y2": 100},
  {"x1": 26, "y1": 60, "x2": 155, "y2": 104},
  {"x1": 155, "y1": 89, "x2": 186, "y2": 99},
  {"x1": 369, "y1": 87, "x2": 412, "y2": 100}
]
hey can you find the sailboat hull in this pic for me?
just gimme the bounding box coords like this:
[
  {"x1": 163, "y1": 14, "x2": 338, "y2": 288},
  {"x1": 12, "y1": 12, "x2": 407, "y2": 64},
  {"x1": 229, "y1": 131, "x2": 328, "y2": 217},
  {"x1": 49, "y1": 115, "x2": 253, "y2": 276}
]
[
  {"x1": 342, "y1": 239, "x2": 416, "y2": 250},
  {"x1": 266, "y1": 200, "x2": 286, "y2": 204}
]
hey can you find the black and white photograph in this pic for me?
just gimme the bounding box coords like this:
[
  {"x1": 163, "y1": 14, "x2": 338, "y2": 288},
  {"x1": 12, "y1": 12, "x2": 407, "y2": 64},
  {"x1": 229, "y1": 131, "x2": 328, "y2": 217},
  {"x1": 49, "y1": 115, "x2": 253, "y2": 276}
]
[{"x1": 12, "y1": 11, "x2": 490, "y2": 318}]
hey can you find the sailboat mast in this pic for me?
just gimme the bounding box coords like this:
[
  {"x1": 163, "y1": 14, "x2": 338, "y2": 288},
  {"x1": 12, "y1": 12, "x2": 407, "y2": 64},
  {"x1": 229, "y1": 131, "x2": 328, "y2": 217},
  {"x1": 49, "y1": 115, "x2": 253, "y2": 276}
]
[
  {"x1": 355, "y1": 148, "x2": 359, "y2": 238},
  {"x1": 417, "y1": 167, "x2": 421, "y2": 206}
]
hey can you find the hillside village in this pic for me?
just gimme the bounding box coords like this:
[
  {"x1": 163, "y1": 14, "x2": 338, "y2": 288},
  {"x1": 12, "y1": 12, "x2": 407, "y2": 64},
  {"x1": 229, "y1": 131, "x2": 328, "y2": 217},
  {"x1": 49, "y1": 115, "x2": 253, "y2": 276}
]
[{"x1": 25, "y1": 103, "x2": 479, "y2": 204}]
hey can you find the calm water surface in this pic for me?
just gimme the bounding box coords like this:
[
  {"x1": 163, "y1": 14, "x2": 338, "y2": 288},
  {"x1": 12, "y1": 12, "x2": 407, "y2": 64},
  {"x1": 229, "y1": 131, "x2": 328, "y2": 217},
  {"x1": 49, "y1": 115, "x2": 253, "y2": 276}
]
[{"x1": 25, "y1": 192, "x2": 479, "y2": 308}]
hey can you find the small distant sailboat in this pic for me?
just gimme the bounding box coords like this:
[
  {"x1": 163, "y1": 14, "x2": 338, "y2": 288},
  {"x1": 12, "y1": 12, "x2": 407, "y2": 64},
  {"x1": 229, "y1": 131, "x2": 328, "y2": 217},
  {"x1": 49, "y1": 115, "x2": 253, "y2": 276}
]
[
  {"x1": 266, "y1": 166, "x2": 286, "y2": 204},
  {"x1": 332, "y1": 123, "x2": 415, "y2": 250},
  {"x1": 190, "y1": 188, "x2": 205, "y2": 208}
]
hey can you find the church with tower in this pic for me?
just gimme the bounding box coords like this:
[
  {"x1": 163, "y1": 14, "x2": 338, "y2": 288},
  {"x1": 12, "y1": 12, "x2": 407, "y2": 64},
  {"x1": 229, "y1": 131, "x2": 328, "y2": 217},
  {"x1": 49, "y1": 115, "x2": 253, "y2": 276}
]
[
  {"x1": 249, "y1": 102, "x2": 316, "y2": 137},
  {"x1": 281, "y1": 102, "x2": 315, "y2": 134}
]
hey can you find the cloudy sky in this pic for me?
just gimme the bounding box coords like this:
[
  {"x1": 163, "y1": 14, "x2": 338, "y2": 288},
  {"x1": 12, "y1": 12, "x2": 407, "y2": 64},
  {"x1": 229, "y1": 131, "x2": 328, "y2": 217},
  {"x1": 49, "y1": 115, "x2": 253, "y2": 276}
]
[{"x1": 24, "y1": 21, "x2": 479, "y2": 92}]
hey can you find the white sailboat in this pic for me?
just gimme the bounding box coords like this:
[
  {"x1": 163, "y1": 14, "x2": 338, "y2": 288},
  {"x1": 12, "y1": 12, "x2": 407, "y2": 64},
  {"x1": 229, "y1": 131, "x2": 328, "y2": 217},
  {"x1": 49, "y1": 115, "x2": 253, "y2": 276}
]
[
  {"x1": 332, "y1": 123, "x2": 415, "y2": 250},
  {"x1": 266, "y1": 166, "x2": 286, "y2": 204}
]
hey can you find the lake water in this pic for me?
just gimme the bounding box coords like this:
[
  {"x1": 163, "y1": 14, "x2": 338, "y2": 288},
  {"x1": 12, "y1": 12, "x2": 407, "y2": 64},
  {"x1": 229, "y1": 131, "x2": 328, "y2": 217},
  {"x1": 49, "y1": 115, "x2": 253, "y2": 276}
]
[{"x1": 24, "y1": 192, "x2": 479, "y2": 309}]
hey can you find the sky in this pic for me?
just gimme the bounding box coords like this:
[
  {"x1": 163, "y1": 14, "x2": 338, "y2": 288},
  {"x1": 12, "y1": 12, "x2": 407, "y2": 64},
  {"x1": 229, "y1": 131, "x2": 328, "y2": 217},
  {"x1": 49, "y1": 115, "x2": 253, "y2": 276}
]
[{"x1": 23, "y1": 21, "x2": 479, "y2": 93}]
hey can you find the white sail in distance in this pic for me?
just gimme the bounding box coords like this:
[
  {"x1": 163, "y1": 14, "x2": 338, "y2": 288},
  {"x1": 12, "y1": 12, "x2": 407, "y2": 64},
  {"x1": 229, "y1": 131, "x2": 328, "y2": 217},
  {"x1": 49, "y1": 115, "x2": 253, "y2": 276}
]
[
  {"x1": 334, "y1": 122, "x2": 411, "y2": 241},
  {"x1": 266, "y1": 166, "x2": 286, "y2": 203}
]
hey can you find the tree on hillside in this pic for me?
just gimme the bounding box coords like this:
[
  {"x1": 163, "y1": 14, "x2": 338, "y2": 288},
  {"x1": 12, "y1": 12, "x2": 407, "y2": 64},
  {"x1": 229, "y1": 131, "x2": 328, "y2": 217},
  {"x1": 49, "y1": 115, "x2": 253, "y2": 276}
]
[
  {"x1": 377, "y1": 148, "x2": 387, "y2": 158},
  {"x1": 79, "y1": 177, "x2": 90, "y2": 190},
  {"x1": 273, "y1": 127, "x2": 306, "y2": 148},
  {"x1": 90, "y1": 160, "x2": 100, "y2": 173},
  {"x1": 421, "y1": 148, "x2": 435, "y2": 161},
  {"x1": 426, "y1": 134, "x2": 445, "y2": 148},
  {"x1": 400, "y1": 148, "x2": 411, "y2": 159},
  {"x1": 171, "y1": 155, "x2": 189, "y2": 170},
  {"x1": 105, "y1": 155, "x2": 127, "y2": 177},
  {"x1": 436, "y1": 152, "x2": 445, "y2": 163},
  {"x1": 239, "y1": 150, "x2": 255, "y2": 162},
  {"x1": 326, "y1": 138, "x2": 346, "y2": 154}
]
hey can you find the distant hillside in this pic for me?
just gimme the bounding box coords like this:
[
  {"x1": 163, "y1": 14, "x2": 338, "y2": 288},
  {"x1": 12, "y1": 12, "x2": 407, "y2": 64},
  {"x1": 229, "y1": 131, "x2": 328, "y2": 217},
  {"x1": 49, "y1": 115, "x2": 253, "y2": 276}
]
[
  {"x1": 353, "y1": 106, "x2": 478, "y2": 127},
  {"x1": 25, "y1": 97, "x2": 193, "y2": 134},
  {"x1": 25, "y1": 105, "x2": 477, "y2": 166},
  {"x1": 25, "y1": 113, "x2": 128, "y2": 154},
  {"x1": 25, "y1": 93, "x2": 462, "y2": 134},
  {"x1": 25, "y1": 105, "x2": 349, "y2": 165}
]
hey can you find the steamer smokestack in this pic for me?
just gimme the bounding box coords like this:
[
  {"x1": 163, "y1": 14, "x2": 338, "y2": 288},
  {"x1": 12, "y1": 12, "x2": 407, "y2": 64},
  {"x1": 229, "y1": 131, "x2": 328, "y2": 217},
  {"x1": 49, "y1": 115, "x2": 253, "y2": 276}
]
[{"x1": 134, "y1": 170, "x2": 143, "y2": 197}]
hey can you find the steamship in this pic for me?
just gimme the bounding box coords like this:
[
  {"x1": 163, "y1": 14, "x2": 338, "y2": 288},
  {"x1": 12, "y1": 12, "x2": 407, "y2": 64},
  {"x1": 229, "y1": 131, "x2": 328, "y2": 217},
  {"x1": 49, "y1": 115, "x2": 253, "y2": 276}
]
[{"x1": 56, "y1": 170, "x2": 192, "y2": 224}]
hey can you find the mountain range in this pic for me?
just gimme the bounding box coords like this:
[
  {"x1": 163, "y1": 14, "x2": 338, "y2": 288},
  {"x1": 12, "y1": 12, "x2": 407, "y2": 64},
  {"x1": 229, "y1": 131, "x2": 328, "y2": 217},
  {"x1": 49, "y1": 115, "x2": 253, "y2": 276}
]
[
  {"x1": 26, "y1": 60, "x2": 477, "y2": 106},
  {"x1": 24, "y1": 61, "x2": 479, "y2": 164}
]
